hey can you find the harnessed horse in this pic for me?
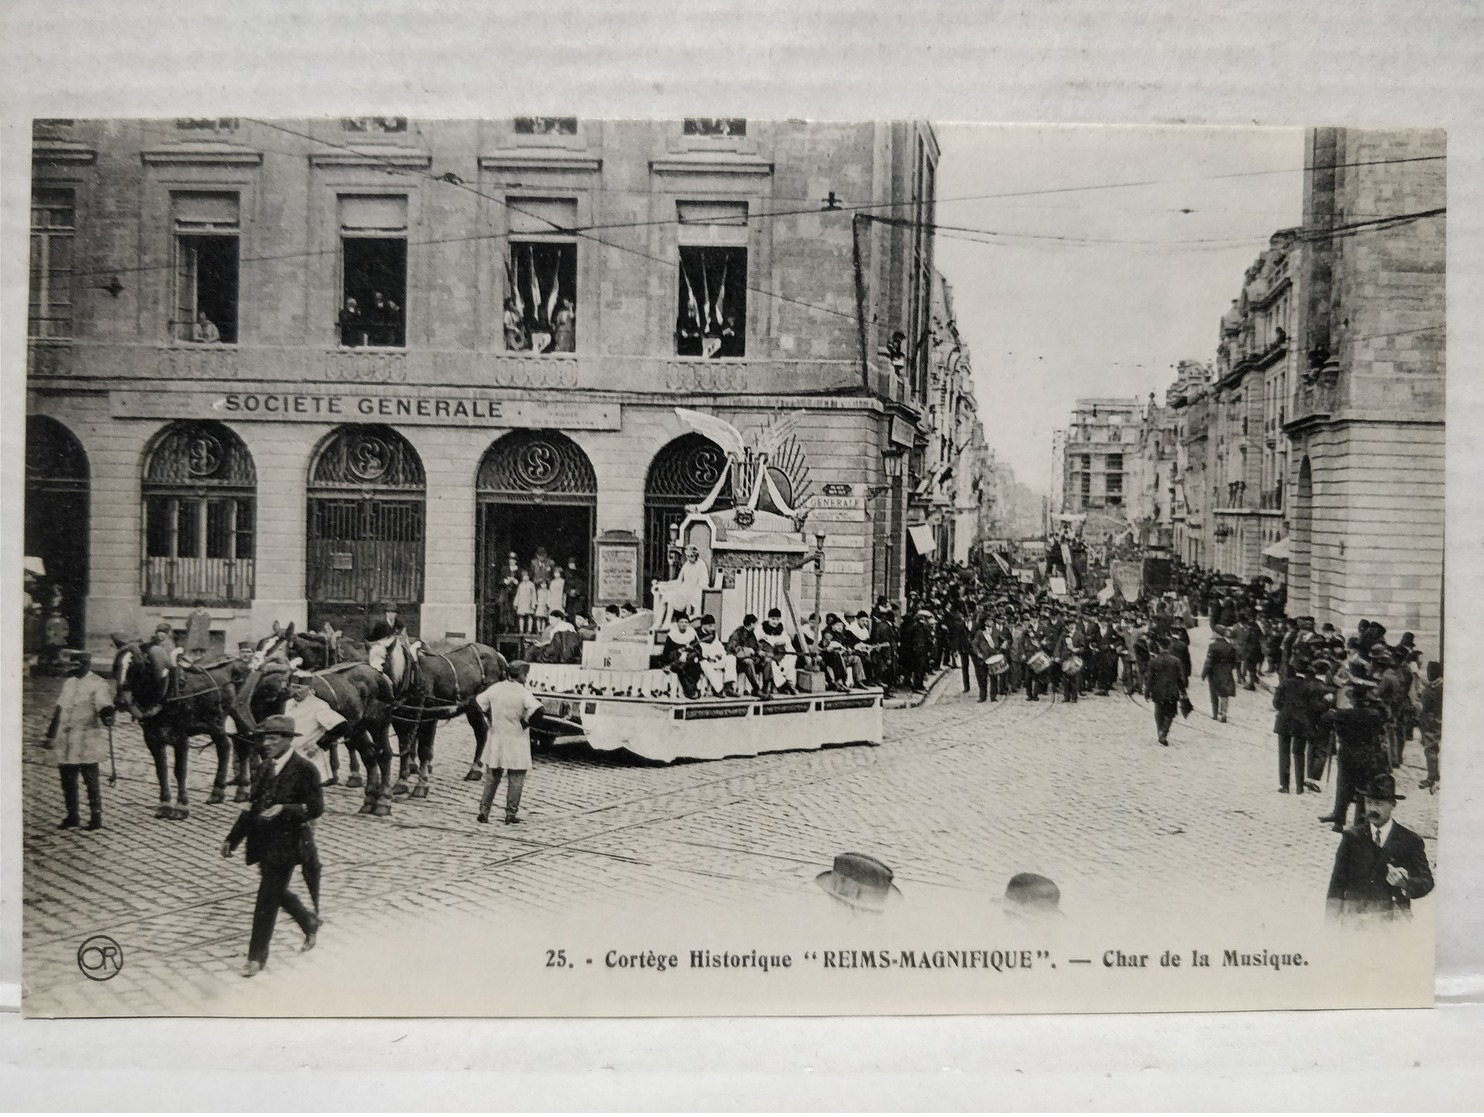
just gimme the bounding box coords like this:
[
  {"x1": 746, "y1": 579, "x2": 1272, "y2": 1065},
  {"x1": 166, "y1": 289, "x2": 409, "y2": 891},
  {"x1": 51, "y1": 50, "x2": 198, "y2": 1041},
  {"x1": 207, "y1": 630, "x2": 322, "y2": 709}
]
[
  {"x1": 376, "y1": 636, "x2": 508, "y2": 798},
  {"x1": 111, "y1": 643, "x2": 250, "y2": 818},
  {"x1": 234, "y1": 656, "x2": 398, "y2": 816}
]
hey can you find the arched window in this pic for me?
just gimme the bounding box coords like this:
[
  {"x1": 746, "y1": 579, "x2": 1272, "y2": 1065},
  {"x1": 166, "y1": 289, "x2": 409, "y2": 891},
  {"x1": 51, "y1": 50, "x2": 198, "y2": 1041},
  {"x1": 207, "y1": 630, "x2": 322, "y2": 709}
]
[
  {"x1": 643, "y1": 433, "x2": 728, "y2": 601},
  {"x1": 141, "y1": 421, "x2": 256, "y2": 605}
]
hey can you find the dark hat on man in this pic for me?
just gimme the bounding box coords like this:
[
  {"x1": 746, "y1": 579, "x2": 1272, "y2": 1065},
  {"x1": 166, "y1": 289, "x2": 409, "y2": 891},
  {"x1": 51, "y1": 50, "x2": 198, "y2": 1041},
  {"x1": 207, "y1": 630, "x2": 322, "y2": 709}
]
[
  {"x1": 856, "y1": 610, "x2": 871, "y2": 620},
  {"x1": 1308, "y1": 658, "x2": 1333, "y2": 675},
  {"x1": 257, "y1": 714, "x2": 298, "y2": 738},
  {"x1": 1003, "y1": 872, "x2": 1062, "y2": 916},
  {"x1": 699, "y1": 613, "x2": 716, "y2": 626},
  {"x1": 380, "y1": 601, "x2": 399, "y2": 612},
  {"x1": 154, "y1": 621, "x2": 173, "y2": 634},
  {"x1": 815, "y1": 852, "x2": 902, "y2": 911},
  {"x1": 1361, "y1": 773, "x2": 1405, "y2": 802}
]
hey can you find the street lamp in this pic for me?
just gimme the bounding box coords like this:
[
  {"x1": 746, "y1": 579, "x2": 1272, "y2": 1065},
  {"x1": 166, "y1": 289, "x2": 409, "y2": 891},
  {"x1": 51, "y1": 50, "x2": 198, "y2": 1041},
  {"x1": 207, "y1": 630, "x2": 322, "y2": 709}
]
[
  {"x1": 881, "y1": 447, "x2": 905, "y2": 602},
  {"x1": 813, "y1": 531, "x2": 827, "y2": 619}
]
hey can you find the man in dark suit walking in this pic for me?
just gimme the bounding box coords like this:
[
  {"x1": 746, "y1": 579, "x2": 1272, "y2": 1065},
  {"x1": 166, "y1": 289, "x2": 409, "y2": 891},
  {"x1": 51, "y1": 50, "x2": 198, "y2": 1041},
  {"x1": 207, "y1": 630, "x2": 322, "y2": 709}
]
[
  {"x1": 1326, "y1": 773, "x2": 1433, "y2": 922},
  {"x1": 1201, "y1": 625, "x2": 1239, "y2": 722},
  {"x1": 1148, "y1": 638, "x2": 1188, "y2": 747},
  {"x1": 223, "y1": 715, "x2": 324, "y2": 977}
]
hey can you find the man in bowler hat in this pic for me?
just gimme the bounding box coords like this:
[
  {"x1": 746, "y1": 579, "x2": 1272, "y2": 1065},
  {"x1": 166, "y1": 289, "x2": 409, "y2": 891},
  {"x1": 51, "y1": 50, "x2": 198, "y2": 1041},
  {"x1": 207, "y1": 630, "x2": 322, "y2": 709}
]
[
  {"x1": 222, "y1": 715, "x2": 324, "y2": 976},
  {"x1": 1147, "y1": 638, "x2": 1188, "y2": 747},
  {"x1": 1326, "y1": 773, "x2": 1433, "y2": 922}
]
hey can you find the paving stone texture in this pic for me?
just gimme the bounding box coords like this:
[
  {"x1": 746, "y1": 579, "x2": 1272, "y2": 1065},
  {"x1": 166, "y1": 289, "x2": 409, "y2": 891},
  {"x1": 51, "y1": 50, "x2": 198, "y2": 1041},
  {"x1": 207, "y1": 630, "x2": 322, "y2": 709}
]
[{"x1": 18, "y1": 628, "x2": 1438, "y2": 1016}]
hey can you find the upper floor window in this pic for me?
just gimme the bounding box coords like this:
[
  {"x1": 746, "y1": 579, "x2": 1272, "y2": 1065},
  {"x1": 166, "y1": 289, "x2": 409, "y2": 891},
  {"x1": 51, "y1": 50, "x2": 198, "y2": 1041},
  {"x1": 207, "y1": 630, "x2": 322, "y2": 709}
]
[
  {"x1": 338, "y1": 195, "x2": 407, "y2": 348},
  {"x1": 1106, "y1": 454, "x2": 1124, "y2": 472},
  {"x1": 504, "y1": 198, "x2": 577, "y2": 354},
  {"x1": 29, "y1": 187, "x2": 74, "y2": 340},
  {"x1": 342, "y1": 117, "x2": 407, "y2": 134},
  {"x1": 676, "y1": 201, "x2": 748, "y2": 358},
  {"x1": 684, "y1": 118, "x2": 746, "y2": 137},
  {"x1": 514, "y1": 117, "x2": 577, "y2": 136},
  {"x1": 172, "y1": 192, "x2": 239, "y2": 344}
]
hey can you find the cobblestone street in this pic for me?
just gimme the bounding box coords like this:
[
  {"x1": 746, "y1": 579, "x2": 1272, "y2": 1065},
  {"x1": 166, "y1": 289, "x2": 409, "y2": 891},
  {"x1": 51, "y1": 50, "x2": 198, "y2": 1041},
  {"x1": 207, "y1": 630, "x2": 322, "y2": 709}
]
[{"x1": 19, "y1": 628, "x2": 1438, "y2": 1016}]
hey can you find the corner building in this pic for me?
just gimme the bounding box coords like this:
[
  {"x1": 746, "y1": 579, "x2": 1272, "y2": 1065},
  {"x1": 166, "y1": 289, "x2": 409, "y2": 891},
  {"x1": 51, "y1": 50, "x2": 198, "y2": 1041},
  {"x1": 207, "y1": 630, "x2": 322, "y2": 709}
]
[
  {"x1": 1284, "y1": 128, "x2": 1445, "y2": 656},
  {"x1": 26, "y1": 117, "x2": 939, "y2": 651}
]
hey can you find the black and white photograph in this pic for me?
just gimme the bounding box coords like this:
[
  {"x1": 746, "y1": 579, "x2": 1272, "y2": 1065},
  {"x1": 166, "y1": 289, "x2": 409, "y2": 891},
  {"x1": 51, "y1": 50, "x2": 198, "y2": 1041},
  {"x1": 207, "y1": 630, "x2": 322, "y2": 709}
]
[{"x1": 14, "y1": 114, "x2": 1447, "y2": 1017}]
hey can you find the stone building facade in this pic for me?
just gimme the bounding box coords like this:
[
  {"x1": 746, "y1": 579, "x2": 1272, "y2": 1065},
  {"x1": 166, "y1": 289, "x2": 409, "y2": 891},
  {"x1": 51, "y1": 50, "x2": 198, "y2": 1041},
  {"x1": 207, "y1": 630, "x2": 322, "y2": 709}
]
[
  {"x1": 1168, "y1": 360, "x2": 1214, "y2": 569},
  {"x1": 1056, "y1": 397, "x2": 1141, "y2": 541},
  {"x1": 921, "y1": 271, "x2": 991, "y2": 569},
  {"x1": 1284, "y1": 127, "x2": 1446, "y2": 656},
  {"x1": 25, "y1": 117, "x2": 940, "y2": 652},
  {"x1": 1207, "y1": 230, "x2": 1302, "y2": 580}
]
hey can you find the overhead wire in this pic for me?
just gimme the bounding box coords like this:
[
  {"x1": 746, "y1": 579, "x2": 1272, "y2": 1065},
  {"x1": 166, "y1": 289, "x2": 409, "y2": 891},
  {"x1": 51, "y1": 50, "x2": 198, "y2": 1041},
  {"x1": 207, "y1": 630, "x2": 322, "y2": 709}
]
[{"x1": 48, "y1": 124, "x2": 1446, "y2": 283}]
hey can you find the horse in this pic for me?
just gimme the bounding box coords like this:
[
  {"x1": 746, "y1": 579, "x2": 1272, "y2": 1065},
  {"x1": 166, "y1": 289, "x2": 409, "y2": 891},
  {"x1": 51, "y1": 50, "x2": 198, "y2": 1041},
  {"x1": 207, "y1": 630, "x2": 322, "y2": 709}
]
[
  {"x1": 111, "y1": 643, "x2": 252, "y2": 818},
  {"x1": 381, "y1": 636, "x2": 508, "y2": 799},
  {"x1": 233, "y1": 659, "x2": 398, "y2": 816}
]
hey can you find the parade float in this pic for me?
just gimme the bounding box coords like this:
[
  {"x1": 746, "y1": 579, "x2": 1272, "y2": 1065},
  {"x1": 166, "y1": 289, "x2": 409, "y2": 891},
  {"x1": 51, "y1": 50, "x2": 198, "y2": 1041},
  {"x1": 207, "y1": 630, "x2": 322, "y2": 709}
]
[{"x1": 526, "y1": 408, "x2": 884, "y2": 763}]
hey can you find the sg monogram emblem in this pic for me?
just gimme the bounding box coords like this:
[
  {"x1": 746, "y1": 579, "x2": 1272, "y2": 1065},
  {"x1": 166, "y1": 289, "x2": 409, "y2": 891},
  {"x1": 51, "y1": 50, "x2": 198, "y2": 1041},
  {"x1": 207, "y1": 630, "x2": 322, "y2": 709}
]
[
  {"x1": 347, "y1": 435, "x2": 391, "y2": 481},
  {"x1": 515, "y1": 440, "x2": 560, "y2": 487},
  {"x1": 185, "y1": 435, "x2": 223, "y2": 478}
]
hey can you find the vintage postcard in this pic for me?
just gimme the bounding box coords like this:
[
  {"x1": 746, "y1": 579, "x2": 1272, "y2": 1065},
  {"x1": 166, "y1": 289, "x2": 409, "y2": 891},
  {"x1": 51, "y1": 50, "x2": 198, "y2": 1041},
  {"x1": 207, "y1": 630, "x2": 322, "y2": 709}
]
[{"x1": 15, "y1": 117, "x2": 1443, "y2": 1016}]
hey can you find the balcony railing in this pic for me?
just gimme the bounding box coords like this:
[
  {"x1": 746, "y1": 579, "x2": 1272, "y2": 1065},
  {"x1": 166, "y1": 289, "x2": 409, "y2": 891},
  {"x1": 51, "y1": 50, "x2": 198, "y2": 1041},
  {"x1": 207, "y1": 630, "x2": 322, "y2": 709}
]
[
  {"x1": 30, "y1": 340, "x2": 862, "y2": 397},
  {"x1": 142, "y1": 557, "x2": 255, "y2": 607}
]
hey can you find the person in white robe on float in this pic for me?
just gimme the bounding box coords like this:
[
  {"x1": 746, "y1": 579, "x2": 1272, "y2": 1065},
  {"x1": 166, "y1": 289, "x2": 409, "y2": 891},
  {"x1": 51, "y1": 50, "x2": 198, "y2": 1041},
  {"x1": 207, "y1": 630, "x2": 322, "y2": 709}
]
[{"x1": 656, "y1": 545, "x2": 710, "y2": 627}]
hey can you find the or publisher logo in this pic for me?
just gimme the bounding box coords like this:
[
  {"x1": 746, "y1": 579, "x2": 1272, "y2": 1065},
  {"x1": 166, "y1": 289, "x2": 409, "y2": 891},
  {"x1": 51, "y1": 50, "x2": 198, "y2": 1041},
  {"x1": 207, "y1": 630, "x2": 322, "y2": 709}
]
[{"x1": 77, "y1": 935, "x2": 124, "y2": 982}]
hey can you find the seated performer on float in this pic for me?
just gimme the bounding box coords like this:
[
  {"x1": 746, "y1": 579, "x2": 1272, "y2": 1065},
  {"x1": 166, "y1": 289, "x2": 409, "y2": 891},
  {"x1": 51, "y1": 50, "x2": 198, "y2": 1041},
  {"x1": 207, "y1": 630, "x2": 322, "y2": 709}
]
[
  {"x1": 843, "y1": 610, "x2": 882, "y2": 685},
  {"x1": 821, "y1": 613, "x2": 868, "y2": 690},
  {"x1": 695, "y1": 614, "x2": 739, "y2": 698},
  {"x1": 755, "y1": 608, "x2": 800, "y2": 696},
  {"x1": 725, "y1": 613, "x2": 769, "y2": 697},
  {"x1": 652, "y1": 544, "x2": 711, "y2": 630},
  {"x1": 661, "y1": 612, "x2": 704, "y2": 699}
]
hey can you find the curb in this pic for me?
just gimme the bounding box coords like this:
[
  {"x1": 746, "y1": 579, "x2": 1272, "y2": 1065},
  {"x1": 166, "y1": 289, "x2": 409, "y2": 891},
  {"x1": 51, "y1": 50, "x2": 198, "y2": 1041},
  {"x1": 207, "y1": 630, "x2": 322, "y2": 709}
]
[{"x1": 882, "y1": 667, "x2": 955, "y2": 710}]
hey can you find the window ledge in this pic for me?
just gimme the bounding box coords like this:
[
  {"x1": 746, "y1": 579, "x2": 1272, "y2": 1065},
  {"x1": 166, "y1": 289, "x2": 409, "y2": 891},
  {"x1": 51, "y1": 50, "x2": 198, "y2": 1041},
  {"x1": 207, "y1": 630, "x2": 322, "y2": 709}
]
[
  {"x1": 142, "y1": 146, "x2": 264, "y2": 167},
  {"x1": 650, "y1": 156, "x2": 773, "y2": 176},
  {"x1": 312, "y1": 149, "x2": 431, "y2": 170},
  {"x1": 33, "y1": 142, "x2": 97, "y2": 165},
  {"x1": 480, "y1": 153, "x2": 602, "y2": 174}
]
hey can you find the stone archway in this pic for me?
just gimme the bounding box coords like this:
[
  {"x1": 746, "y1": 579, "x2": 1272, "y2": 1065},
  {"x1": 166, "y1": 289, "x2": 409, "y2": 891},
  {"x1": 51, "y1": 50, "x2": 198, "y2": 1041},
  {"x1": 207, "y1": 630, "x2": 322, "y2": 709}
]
[
  {"x1": 643, "y1": 433, "x2": 729, "y2": 606},
  {"x1": 25, "y1": 416, "x2": 90, "y2": 648},
  {"x1": 306, "y1": 424, "x2": 426, "y2": 639}
]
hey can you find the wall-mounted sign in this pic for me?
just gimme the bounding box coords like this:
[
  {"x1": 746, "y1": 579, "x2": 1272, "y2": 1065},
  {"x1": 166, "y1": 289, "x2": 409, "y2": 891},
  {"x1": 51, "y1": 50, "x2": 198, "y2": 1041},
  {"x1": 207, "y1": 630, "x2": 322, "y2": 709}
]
[
  {"x1": 594, "y1": 530, "x2": 641, "y2": 606},
  {"x1": 330, "y1": 552, "x2": 354, "y2": 570},
  {"x1": 808, "y1": 508, "x2": 866, "y2": 523},
  {"x1": 111, "y1": 390, "x2": 622, "y2": 430},
  {"x1": 821, "y1": 483, "x2": 855, "y2": 497},
  {"x1": 808, "y1": 495, "x2": 866, "y2": 511},
  {"x1": 889, "y1": 415, "x2": 916, "y2": 448}
]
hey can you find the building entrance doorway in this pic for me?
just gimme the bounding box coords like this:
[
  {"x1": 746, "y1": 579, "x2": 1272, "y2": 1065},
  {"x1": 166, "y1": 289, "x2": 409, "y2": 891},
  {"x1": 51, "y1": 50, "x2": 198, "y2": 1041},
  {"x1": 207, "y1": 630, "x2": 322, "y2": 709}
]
[
  {"x1": 306, "y1": 425, "x2": 425, "y2": 640},
  {"x1": 25, "y1": 416, "x2": 89, "y2": 651},
  {"x1": 475, "y1": 430, "x2": 598, "y2": 645}
]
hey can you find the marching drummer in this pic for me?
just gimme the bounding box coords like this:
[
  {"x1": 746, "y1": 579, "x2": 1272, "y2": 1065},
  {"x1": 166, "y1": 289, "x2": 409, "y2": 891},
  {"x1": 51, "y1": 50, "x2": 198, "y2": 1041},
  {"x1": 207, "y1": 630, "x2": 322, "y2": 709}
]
[{"x1": 1055, "y1": 608, "x2": 1087, "y2": 704}]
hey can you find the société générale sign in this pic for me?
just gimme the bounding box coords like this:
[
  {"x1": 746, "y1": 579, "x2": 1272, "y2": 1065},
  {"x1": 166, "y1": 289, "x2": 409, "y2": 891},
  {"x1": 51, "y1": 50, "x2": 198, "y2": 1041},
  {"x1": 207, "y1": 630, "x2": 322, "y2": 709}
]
[{"x1": 110, "y1": 389, "x2": 621, "y2": 431}]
